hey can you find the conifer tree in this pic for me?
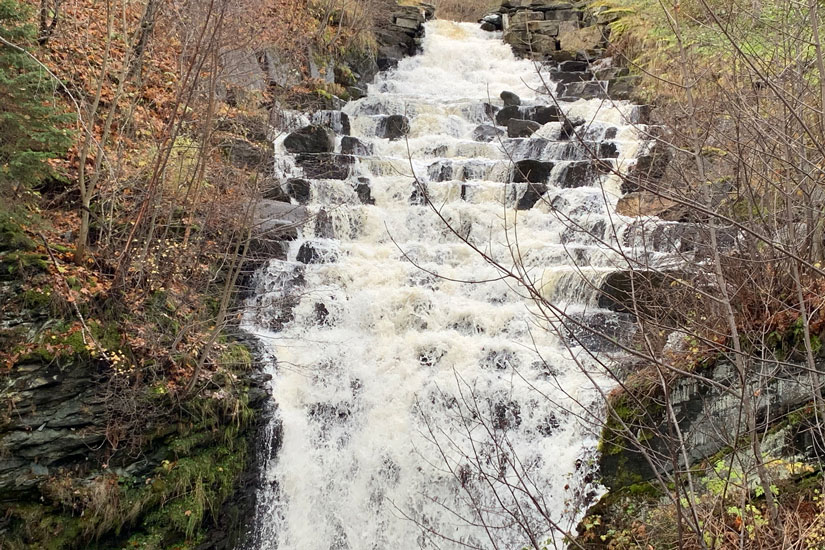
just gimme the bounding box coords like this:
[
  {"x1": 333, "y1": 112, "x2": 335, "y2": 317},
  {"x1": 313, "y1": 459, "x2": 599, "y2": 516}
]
[{"x1": 0, "y1": 0, "x2": 72, "y2": 200}]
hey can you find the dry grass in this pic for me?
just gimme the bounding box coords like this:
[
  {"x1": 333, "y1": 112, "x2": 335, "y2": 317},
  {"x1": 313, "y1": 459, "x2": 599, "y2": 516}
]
[{"x1": 432, "y1": 0, "x2": 499, "y2": 21}]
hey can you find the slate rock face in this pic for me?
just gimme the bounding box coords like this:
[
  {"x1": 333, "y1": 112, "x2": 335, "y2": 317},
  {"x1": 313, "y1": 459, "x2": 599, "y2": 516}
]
[
  {"x1": 473, "y1": 124, "x2": 506, "y2": 142},
  {"x1": 512, "y1": 159, "x2": 554, "y2": 183},
  {"x1": 311, "y1": 111, "x2": 351, "y2": 136},
  {"x1": 376, "y1": 115, "x2": 411, "y2": 140},
  {"x1": 295, "y1": 154, "x2": 354, "y2": 180},
  {"x1": 283, "y1": 125, "x2": 335, "y2": 154},
  {"x1": 341, "y1": 136, "x2": 374, "y2": 156},
  {"x1": 507, "y1": 119, "x2": 542, "y2": 138}
]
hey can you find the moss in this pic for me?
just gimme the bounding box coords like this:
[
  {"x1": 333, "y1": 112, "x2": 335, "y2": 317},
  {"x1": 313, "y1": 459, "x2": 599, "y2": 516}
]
[
  {"x1": 219, "y1": 343, "x2": 253, "y2": 370},
  {"x1": 22, "y1": 286, "x2": 53, "y2": 308},
  {"x1": 2, "y1": 417, "x2": 250, "y2": 549},
  {"x1": 0, "y1": 208, "x2": 37, "y2": 252},
  {"x1": 0, "y1": 250, "x2": 49, "y2": 279}
]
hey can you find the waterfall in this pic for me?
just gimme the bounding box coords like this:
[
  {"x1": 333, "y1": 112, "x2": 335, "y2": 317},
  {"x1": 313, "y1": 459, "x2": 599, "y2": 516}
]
[{"x1": 244, "y1": 20, "x2": 648, "y2": 550}]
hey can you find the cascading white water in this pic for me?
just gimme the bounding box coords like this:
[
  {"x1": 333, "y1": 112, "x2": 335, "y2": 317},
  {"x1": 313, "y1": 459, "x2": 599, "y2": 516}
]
[{"x1": 244, "y1": 20, "x2": 650, "y2": 550}]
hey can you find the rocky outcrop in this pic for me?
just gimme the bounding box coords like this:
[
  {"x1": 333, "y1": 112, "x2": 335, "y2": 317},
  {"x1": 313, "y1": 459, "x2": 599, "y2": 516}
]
[
  {"x1": 376, "y1": 114, "x2": 411, "y2": 140},
  {"x1": 507, "y1": 118, "x2": 542, "y2": 137},
  {"x1": 600, "y1": 358, "x2": 825, "y2": 489},
  {"x1": 374, "y1": 2, "x2": 435, "y2": 71},
  {"x1": 284, "y1": 125, "x2": 336, "y2": 154},
  {"x1": 513, "y1": 159, "x2": 554, "y2": 183}
]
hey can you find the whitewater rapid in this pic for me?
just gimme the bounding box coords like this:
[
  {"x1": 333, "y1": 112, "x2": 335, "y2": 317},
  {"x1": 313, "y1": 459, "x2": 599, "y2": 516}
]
[{"x1": 244, "y1": 20, "x2": 647, "y2": 550}]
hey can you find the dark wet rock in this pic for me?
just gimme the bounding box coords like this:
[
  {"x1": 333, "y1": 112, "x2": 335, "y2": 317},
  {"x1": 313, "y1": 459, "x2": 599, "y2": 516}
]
[
  {"x1": 517, "y1": 183, "x2": 548, "y2": 209},
  {"x1": 427, "y1": 160, "x2": 457, "y2": 182},
  {"x1": 341, "y1": 136, "x2": 373, "y2": 156},
  {"x1": 311, "y1": 110, "x2": 351, "y2": 136},
  {"x1": 354, "y1": 178, "x2": 375, "y2": 205},
  {"x1": 483, "y1": 102, "x2": 499, "y2": 121},
  {"x1": 507, "y1": 118, "x2": 542, "y2": 138},
  {"x1": 314, "y1": 209, "x2": 334, "y2": 238},
  {"x1": 512, "y1": 159, "x2": 554, "y2": 183},
  {"x1": 283, "y1": 124, "x2": 335, "y2": 154},
  {"x1": 480, "y1": 21, "x2": 496, "y2": 31},
  {"x1": 559, "y1": 81, "x2": 607, "y2": 100},
  {"x1": 253, "y1": 200, "x2": 306, "y2": 260},
  {"x1": 376, "y1": 114, "x2": 410, "y2": 140},
  {"x1": 492, "y1": 401, "x2": 522, "y2": 430},
  {"x1": 285, "y1": 178, "x2": 311, "y2": 204},
  {"x1": 296, "y1": 242, "x2": 337, "y2": 264},
  {"x1": 473, "y1": 124, "x2": 506, "y2": 142},
  {"x1": 500, "y1": 90, "x2": 521, "y2": 106},
  {"x1": 598, "y1": 141, "x2": 619, "y2": 158},
  {"x1": 559, "y1": 116, "x2": 585, "y2": 139},
  {"x1": 550, "y1": 70, "x2": 594, "y2": 84},
  {"x1": 295, "y1": 154, "x2": 354, "y2": 180},
  {"x1": 495, "y1": 105, "x2": 522, "y2": 126},
  {"x1": 314, "y1": 303, "x2": 330, "y2": 325},
  {"x1": 558, "y1": 60, "x2": 589, "y2": 72},
  {"x1": 530, "y1": 105, "x2": 561, "y2": 124},
  {"x1": 481, "y1": 12, "x2": 503, "y2": 30},
  {"x1": 347, "y1": 86, "x2": 367, "y2": 100},
  {"x1": 557, "y1": 161, "x2": 595, "y2": 188},
  {"x1": 261, "y1": 178, "x2": 290, "y2": 202},
  {"x1": 607, "y1": 75, "x2": 642, "y2": 100},
  {"x1": 623, "y1": 140, "x2": 672, "y2": 193},
  {"x1": 410, "y1": 183, "x2": 428, "y2": 205}
]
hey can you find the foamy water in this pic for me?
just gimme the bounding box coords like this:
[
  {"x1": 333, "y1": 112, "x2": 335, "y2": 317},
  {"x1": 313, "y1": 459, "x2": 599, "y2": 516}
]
[{"x1": 244, "y1": 20, "x2": 650, "y2": 550}]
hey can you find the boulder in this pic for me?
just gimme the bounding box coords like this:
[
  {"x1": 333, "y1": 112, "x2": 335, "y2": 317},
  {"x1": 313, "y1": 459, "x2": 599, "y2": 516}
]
[
  {"x1": 295, "y1": 153, "x2": 354, "y2": 180},
  {"x1": 285, "y1": 178, "x2": 311, "y2": 204},
  {"x1": 481, "y1": 12, "x2": 503, "y2": 30},
  {"x1": 557, "y1": 161, "x2": 595, "y2": 188},
  {"x1": 341, "y1": 136, "x2": 374, "y2": 156},
  {"x1": 516, "y1": 183, "x2": 548, "y2": 209},
  {"x1": 314, "y1": 209, "x2": 334, "y2": 238},
  {"x1": 283, "y1": 125, "x2": 335, "y2": 154},
  {"x1": 496, "y1": 105, "x2": 560, "y2": 126},
  {"x1": 559, "y1": 80, "x2": 607, "y2": 100},
  {"x1": 550, "y1": 70, "x2": 593, "y2": 84},
  {"x1": 296, "y1": 242, "x2": 337, "y2": 264},
  {"x1": 500, "y1": 90, "x2": 521, "y2": 106},
  {"x1": 559, "y1": 116, "x2": 585, "y2": 139},
  {"x1": 496, "y1": 105, "x2": 524, "y2": 126},
  {"x1": 559, "y1": 59, "x2": 589, "y2": 71},
  {"x1": 507, "y1": 118, "x2": 542, "y2": 138},
  {"x1": 376, "y1": 114, "x2": 410, "y2": 140},
  {"x1": 513, "y1": 159, "x2": 554, "y2": 183},
  {"x1": 262, "y1": 178, "x2": 290, "y2": 202},
  {"x1": 607, "y1": 75, "x2": 642, "y2": 100},
  {"x1": 354, "y1": 178, "x2": 375, "y2": 205},
  {"x1": 481, "y1": 21, "x2": 497, "y2": 31},
  {"x1": 473, "y1": 124, "x2": 506, "y2": 142},
  {"x1": 558, "y1": 25, "x2": 604, "y2": 51},
  {"x1": 623, "y1": 140, "x2": 672, "y2": 192},
  {"x1": 531, "y1": 105, "x2": 561, "y2": 124}
]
